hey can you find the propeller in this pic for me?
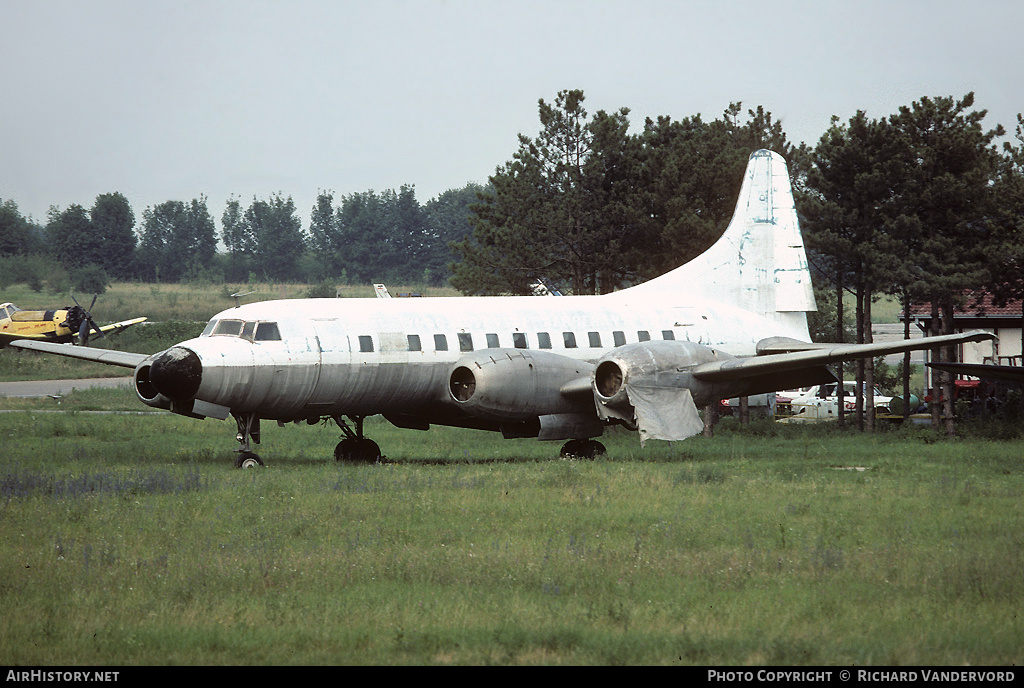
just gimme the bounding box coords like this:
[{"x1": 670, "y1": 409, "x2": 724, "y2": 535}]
[{"x1": 71, "y1": 294, "x2": 105, "y2": 346}]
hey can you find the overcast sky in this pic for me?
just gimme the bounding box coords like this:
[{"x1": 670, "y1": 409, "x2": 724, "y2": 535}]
[{"x1": 2, "y1": 0, "x2": 1022, "y2": 227}]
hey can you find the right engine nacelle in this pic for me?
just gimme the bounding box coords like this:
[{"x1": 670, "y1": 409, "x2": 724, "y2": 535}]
[
  {"x1": 592, "y1": 340, "x2": 737, "y2": 425},
  {"x1": 449, "y1": 349, "x2": 594, "y2": 421}
]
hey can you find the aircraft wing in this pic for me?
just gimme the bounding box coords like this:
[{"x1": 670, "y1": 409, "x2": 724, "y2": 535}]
[
  {"x1": 693, "y1": 330, "x2": 996, "y2": 385},
  {"x1": 96, "y1": 316, "x2": 148, "y2": 337},
  {"x1": 928, "y1": 362, "x2": 1024, "y2": 384},
  {"x1": 9, "y1": 339, "x2": 149, "y2": 369}
]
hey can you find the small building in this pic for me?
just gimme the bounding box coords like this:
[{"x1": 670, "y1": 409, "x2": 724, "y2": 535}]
[{"x1": 904, "y1": 292, "x2": 1024, "y2": 386}]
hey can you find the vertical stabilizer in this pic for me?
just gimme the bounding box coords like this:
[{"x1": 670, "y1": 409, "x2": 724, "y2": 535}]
[{"x1": 621, "y1": 149, "x2": 816, "y2": 335}]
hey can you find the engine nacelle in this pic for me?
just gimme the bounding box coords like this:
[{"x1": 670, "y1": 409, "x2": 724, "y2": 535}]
[
  {"x1": 593, "y1": 340, "x2": 737, "y2": 424},
  {"x1": 449, "y1": 349, "x2": 594, "y2": 421},
  {"x1": 133, "y1": 355, "x2": 172, "y2": 411}
]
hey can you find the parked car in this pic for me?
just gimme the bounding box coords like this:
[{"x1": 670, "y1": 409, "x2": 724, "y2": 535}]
[{"x1": 780, "y1": 381, "x2": 894, "y2": 422}]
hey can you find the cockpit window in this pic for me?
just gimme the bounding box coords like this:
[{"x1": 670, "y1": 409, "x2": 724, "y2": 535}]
[
  {"x1": 213, "y1": 320, "x2": 243, "y2": 336},
  {"x1": 203, "y1": 319, "x2": 282, "y2": 341},
  {"x1": 254, "y1": 322, "x2": 281, "y2": 341}
]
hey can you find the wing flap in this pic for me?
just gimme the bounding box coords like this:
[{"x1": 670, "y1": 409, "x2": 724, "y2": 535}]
[{"x1": 9, "y1": 339, "x2": 149, "y2": 369}]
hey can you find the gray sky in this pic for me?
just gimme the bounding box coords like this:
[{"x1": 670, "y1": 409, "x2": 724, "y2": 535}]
[{"x1": 2, "y1": 0, "x2": 1022, "y2": 227}]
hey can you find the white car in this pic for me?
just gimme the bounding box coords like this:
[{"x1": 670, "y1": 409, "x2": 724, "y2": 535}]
[{"x1": 781, "y1": 381, "x2": 893, "y2": 422}]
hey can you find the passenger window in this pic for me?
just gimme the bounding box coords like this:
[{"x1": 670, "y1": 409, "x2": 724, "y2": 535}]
[
  {"x1": 407, "y1": 334, "x2": 422, "y2": 351},
  {"x1": 254, "y1": 322, "x2": 281, "y2": 341},
  {"x1": 213, "y1": 320, "x2": 243, "y2": 336},
  {"x1": 662, "y1": 330, "x2": 675, "y2": 340},
  {"x1": 458, "y1": 333, "x2": 473, "y2": 352},
  {"x1": 537, "y1": 332, "x2": 552, "y2": 349},
  {"x1": 512, "y1": 332, "x2": 527, "y2": 349},
  {"x1": 434, "y1": 334, "x2": 448, "y2": 351},
  {"x1": 588, "y1": 332, "x2": 602, "y2": 348},
  {"x1": 486, "y1": 333, "x2": 500, "y2": 348},
  {"x1": 637, "y1": 330, "x2": 651, "y2": 342},
  {"x1": 613, "y1": 330, "x2": 626, "y2": 346},
  {"x1": 358, "y1": 335, "x2": 374, "y2": 353},
  {"x1": 563, "y1": 332, "x2": 577, "y2": 348}
]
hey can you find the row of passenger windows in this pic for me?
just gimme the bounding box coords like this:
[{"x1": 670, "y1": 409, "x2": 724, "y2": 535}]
[{"x1": 357, "y1": 329, "x2": 676, "y2": 353}]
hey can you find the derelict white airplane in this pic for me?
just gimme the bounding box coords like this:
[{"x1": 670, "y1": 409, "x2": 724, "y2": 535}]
[{"x1": 11, "y1": 150, "x2": 993, "y2": 467}]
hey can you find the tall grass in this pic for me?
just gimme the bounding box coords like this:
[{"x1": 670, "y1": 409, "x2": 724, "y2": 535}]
[{"x1": 0, "y1": 401, "x2": 1021, "y2": 665}]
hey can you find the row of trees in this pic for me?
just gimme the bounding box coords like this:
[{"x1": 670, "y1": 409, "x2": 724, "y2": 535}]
[{"x1": 0, "y1": 185, "x2": 482, "y2": 288}]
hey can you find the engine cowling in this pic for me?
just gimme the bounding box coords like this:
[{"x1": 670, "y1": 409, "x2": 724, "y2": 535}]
[
  {"x1": 133, "y1": 355, "x2": 172, "y2": 411},
  {"x1": 449, "y1": 349, "x2": 594, "y2": 421},
  {"x1": 592, "y1": 340, "x2": 737, "y2": 427}
]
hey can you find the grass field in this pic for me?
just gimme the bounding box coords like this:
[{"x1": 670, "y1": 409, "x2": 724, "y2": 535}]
[{"x1": 1, "y1": 388, "x2": 1021, "y2": 665}]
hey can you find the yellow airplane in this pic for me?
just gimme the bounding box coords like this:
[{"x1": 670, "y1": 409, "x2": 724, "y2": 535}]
[{"x1": 0, "y1": 295, "x2": 146, "y2": 347}]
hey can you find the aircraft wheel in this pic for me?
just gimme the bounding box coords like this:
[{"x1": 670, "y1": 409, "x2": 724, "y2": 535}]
[
  {"x1": 560, "y1": 439, "x2": 605, "y2": 460},
  {"x1": 235, "y1": 451, "x2": 264, "y2": 469},
  {"x1": 335, "y1": 438, "x2": 381, "y2": 463}
]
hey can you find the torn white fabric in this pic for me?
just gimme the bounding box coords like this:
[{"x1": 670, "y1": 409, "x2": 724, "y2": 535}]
[{"x1": 626, "y1": 385, "x2": 704, "y2": 446}]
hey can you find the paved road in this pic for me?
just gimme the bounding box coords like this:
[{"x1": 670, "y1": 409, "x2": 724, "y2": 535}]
[{"x1": 0, "y1": 377, "x2": 132, "y2": 398}]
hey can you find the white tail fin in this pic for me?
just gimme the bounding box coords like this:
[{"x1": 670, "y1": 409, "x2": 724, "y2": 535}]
[{"x1": 620, "y1": 149, "x2": 816, "y2": 335}]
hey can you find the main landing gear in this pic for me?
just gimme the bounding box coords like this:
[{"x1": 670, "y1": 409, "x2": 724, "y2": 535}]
[
  {"x1": 233, "y1": 412, "x2": 264, "y2": 468},
  {"x1": 333, "y1": 415, "x2": 382, "y2": 463},
  {"x1": 559, "y1": 439, "x2": 606, "y2": 460}
]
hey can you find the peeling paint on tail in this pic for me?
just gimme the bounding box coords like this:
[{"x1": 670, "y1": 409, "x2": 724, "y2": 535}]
[{"x1": 618, "y1": 149, "x2": 816, "y2": 340}]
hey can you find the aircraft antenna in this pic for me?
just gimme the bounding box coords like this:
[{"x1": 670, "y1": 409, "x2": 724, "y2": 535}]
[{"x1": 231, "y1": 290, "x2": 258, "y2": 308}]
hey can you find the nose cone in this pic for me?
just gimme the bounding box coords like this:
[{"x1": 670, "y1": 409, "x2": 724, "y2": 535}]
[{"x1": 149, "y1": 347, "x2": 202, "y2": 401}]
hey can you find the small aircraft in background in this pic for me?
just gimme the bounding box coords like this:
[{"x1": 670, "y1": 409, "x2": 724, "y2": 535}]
[
  {"x1": 0, "y1": 295, "x2": 146, "y2": 347},
  {"x1": 10, "y1": 150, "x2": 994, "y2": 467}
]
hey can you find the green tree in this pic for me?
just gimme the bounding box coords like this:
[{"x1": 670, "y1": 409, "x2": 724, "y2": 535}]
[
  {"x1": 886, "y1": 93, "x2": 1005, "y2": 435},
  {"x1": 90, "y1": 192, "x2": 136, "y2": 279},
  {"x1": 138, "y1": 198, "x2": 218, "y2": 282},
  {"x1": 246, "y1": 194, "x2": 305, "y2": 281},
  {"x1": 424, "y1": 183, "x2": 487, "y2": 285},
  {"x1": 308, "y1": 190, "x2": 339, "y2": 281},
  {"x1": 0, "y1": 199, "x2": 37, "y2": 256},
  {"x1": 45, "y1": 204, "x2": 95, "y2": 271},
  {"x1": 221, "y1": 196, "x2": 253, "y2": 281},
  {"x1": 451, "y1": 90, "x2": 634, "y2": 295},
  {"x1": 801, "y1": 111, "x2": 907, "y2": 429}
]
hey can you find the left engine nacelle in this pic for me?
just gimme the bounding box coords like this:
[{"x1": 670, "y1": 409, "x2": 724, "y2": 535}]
[
  {"x1": 133, "y1": 355, "x2": 172, "y2": 411},
  {"x1": 449, "y1": 349, "x2": 594, "y2": 421}
]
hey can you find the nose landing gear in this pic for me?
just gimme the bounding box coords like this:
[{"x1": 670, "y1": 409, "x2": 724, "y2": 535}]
[{"x1": 233, "y1": 412, "x2": 264, "y2": 468}]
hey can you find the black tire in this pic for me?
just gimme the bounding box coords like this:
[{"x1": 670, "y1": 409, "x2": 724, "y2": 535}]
[
  {"x1": 234, "y1": 451, "x2": 264, "y2": 469},
  {"x1": 335, "y1": 438, "x2": 381, "y2": 463},
  {"x1": 560, "y1": 439, "x2": 605, "y2": 460}
]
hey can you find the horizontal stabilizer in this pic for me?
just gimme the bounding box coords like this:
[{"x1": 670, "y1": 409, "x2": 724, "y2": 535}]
[{"x1": 928, "y1": 362, "x2": 1024, "y2": 384}]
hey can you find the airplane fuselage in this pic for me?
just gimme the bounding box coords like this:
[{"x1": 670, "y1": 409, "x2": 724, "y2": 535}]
[{"x1": 158, "y1": 291, "x2": 808, "y2": 423}]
